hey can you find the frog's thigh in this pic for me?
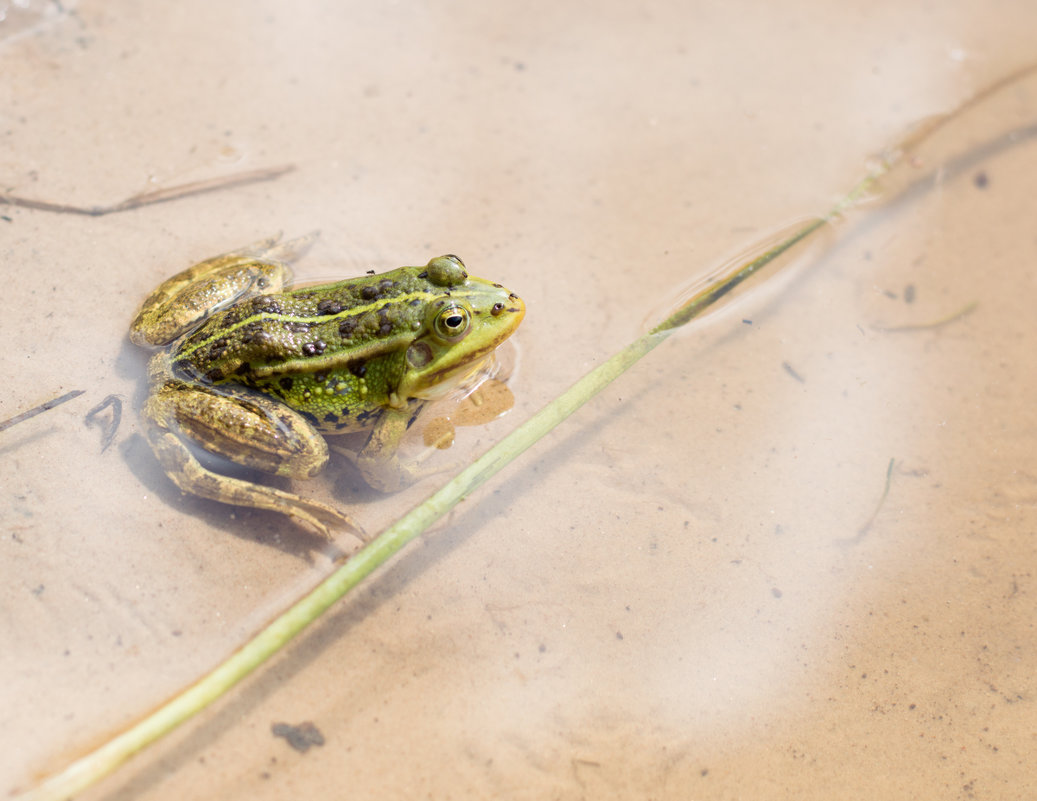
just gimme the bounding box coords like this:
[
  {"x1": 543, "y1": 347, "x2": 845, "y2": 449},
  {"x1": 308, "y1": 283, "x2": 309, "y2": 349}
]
[
  {"x1": 152, "y1": 383, "x2": 329, "y2": 477},
  {"x1": 143, "y1": 383, "x2": 358, "y2": 537}
]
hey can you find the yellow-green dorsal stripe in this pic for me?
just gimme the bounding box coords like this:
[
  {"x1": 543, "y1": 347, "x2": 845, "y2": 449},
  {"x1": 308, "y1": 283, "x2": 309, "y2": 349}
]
[{"x1": 175, "y1": 288, "x2": 444, "y2": 361}]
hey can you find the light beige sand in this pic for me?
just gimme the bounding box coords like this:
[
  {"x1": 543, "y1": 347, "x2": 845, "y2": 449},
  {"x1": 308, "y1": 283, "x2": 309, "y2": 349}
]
[{"x1": 2, "y1": 1, "x2": 1035, "y2": 798}]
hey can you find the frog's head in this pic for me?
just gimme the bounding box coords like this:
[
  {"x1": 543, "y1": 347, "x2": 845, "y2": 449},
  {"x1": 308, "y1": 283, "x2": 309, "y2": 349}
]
[{"x1": 396, "y1": 255, "x2": 525, "y2": 401}]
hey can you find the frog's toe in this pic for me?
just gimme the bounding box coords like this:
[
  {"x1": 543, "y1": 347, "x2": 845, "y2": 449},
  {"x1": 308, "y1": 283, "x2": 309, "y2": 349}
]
[
  {"x1": 265, "y1": 230, "x2": 321, "y2": 264},
  {"x1": 227, "y1": 232, "x2": 285, "y2": 258},
  {"x1": 287, "y1": 497, "x2": 367, "y2": 542}
]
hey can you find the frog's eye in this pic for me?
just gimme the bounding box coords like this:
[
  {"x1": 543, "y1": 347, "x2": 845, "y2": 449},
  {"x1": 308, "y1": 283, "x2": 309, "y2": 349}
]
[{"x1": 433, "y1": 304, "x2": 472, "y2": 341}]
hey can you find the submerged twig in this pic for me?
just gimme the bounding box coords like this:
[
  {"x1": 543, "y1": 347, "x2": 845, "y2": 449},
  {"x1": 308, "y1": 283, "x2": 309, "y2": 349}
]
[
  {"x1": 0, "y1": 164, "x2": 295, "y2": 216},
  {"x1": 873, "y1": 300, "x2": 979, "y2": 333},
  {"x1": 15, "y1": 63, "x2": 1037, "y2": 801},
  {"x1": 839, "y1": 458, "x2": 897, "y2": 546},
  {"x1": 0, "y1": 390, "x2": 83, "y2": 433}
]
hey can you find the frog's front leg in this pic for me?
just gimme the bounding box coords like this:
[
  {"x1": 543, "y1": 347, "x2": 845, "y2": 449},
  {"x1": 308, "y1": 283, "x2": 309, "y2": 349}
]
[
  {"x1": 143, "y1": 375, "x2": 364, "y2": 540},
  {"x1": 339, "y1": 404, "x2": 454, "y2": 492}
]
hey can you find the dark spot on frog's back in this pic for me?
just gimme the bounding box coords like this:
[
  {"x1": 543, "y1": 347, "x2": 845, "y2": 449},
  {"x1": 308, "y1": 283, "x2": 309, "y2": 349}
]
[
  {"x1": 348, "y1": 359, "x2": 367, "y2": 378},
  {"x1": 204, "y1": 367, "x2": 224, "y2": 383},
  {"x1": 284, "y1": 321, "x2": 311, "y2": 334},
  {"x1": 279, "y1": 376, "x2": 294, "y2": 391},
  {"x1": 338, "y1": 317, "x2": 358, "y2": 338},
  {"x1": 254, "y1": 299, "x2": 284, "y2": 315},
  {"x1": 323, "y1": 412, "x2": 339, "y2": 425},
  {"x1": 360, "y1": 285, "x2": 380, "y2": 301},
  {"x1": 233, "y1": 362, "x2": 252, "y2": 375},
  {"x1": 301, "y1": 341, "x2": 327, "y2": 357},
  {"x1": 316, "y1": 298, "x2": 343, "y2": 314},
  {"x1": 208, "y1": 338, "x2": 229, "y2": 359},
  {"x1": 241, "y1": 329, "x2": 274, "y2": 346}
]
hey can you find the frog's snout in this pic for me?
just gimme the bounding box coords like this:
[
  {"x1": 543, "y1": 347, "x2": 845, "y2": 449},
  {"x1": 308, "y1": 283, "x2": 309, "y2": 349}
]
[{"x1": 500, "y1": 291, "x2": 525, "y2": 327}]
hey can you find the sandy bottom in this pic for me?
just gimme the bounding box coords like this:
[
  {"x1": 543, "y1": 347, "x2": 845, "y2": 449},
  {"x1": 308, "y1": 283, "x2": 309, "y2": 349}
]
[{"x1": 2, "y1": 1, "x2": 1036, "y2": 799}]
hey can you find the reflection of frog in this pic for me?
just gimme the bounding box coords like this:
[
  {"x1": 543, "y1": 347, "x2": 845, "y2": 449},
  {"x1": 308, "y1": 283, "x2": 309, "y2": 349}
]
[{"x1": 130, "y1": 234, "x2": 525, "y2": 537}]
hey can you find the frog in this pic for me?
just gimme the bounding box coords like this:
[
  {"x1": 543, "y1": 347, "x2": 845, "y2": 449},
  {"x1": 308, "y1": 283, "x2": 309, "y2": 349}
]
[{"x1": 130, "y1": 232, "x2": 525, "y2": 539}]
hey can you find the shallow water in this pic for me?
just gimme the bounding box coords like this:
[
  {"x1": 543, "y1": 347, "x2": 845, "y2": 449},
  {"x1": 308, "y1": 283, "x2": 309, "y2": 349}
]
[{"x1": 2, "y1": 1, "x2": 1036, "y2": 799}]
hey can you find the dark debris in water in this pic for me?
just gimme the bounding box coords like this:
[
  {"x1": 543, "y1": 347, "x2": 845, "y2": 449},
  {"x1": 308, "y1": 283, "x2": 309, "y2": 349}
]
[{"x1": 271, "y1": 721, "x2": 326, "y2": 753}]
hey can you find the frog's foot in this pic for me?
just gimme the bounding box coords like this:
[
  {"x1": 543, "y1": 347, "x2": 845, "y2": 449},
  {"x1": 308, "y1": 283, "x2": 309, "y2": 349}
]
[
  {"x1": 147, "y1": 425, "x2": 366, "y2": 541},
  {"x1": 227, "y1": 230, "x2": 321, "y2": 264},
  {"x1": 330, "y1": 442, "x2": 462, "y2": 493},
  {"x1": 149, "y1": 423, "x2": 365, "y2": 539}
]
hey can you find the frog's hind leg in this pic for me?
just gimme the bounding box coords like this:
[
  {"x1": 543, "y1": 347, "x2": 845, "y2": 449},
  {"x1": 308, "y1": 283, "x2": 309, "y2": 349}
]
[{"x1": 142, "y1": 381, "x2": 365, "y2": 541}]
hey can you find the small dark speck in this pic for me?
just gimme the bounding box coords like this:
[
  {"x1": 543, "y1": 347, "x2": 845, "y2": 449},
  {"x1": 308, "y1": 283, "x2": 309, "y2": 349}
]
[
  {"x1": 909, "y1": 703, "x2": 917, "y2": 710},
  {"x1": 514, "y1": 61, "x2": 526, "y2": 71},
  {"x1": 1, "y1": 215, "x2": 12, "y2": 222},
  {"x1": 366, "y1": 269, "x2": 376, "y2": 275},
  {"x1": 973, "y1": 170, "x2": 989, "y2": 189},
  {"x1": 701, "y1": 768, "x2": 710, "y2": 777},
  {"x1": 615, "y1": 631, "x2": 624, "y2": 640},
  {"x1": 904, "y1": 284, "x2": 916, "y2": 304},
  {"x1": 742, "y1": 318, "x2": 753, "y2": 325},
  {"x1": 771, "y1": 587, "x2": 783, "y2": 598},
  {"x1": 782, "y1": 361, "x2": 805, "y2": 383},
  {"x1": 31, "y1": 584, "x2": 45, "y2": 597},
  {"x1": 538, "y1": 643, "x2": 546, "y2": 653}
]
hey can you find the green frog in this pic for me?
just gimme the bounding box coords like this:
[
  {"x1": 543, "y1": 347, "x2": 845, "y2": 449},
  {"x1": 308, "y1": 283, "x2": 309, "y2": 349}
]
[{"x1": 130, "y1": 233, "x2": 525, "y2": 539}]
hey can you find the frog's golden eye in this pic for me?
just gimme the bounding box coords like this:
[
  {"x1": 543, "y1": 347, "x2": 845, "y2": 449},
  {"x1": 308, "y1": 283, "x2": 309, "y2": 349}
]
[{"x1": 433, "y1": 304, "x2": 471, "y2": 341}]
